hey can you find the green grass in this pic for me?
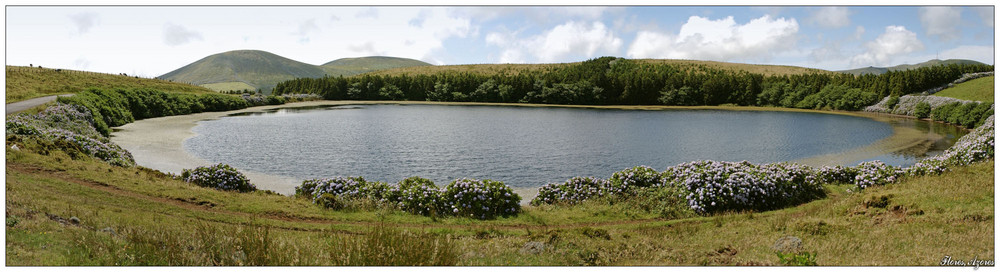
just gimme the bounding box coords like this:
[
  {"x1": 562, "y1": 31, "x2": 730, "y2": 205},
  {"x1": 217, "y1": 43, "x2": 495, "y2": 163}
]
[
  {"x1": 934, "y1": 76, "x2": 994, "y2": 102},
  {"x1": 6, "y1": 139, "x2": 993, "y2": 265},
  {"x1": 5, "y1": 66, "x2": 212, "y2": 103},
  {"x1": 200, "y1": 82, "x2": 258, "y2": 92}
]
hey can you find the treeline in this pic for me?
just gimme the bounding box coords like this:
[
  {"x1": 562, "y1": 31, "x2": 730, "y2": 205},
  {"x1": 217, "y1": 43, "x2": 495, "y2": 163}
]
[
  {"x1": 58, "y1": 88, "x2": 276, "y2": 136},
  {"x1": 926, "y1": 101, "x2": 994, "y2": 128},
  {"x1": 273, "y1": 57, "x2": 993, "y2": 111}
]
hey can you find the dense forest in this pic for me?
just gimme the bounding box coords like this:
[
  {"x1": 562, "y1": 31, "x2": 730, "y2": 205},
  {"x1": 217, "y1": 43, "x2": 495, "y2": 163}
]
[{"x1": 273, "y1": 57, "x2": 993, "y2": 111}]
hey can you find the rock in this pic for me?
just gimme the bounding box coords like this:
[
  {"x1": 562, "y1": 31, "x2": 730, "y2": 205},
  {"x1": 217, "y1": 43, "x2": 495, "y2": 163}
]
[
  {"x1": 10, "y1": 144, "x2": 19, "y2": 151},
  {"x1": 772, "y1": 236, "x2": 803, "y2": 253},
  {"x1": 69, "y1": 216, "x2": 80, "y2": 225},
  {"x1": 520, "y1": 241, "x2": 546, "y2": 255},
  {"x1": 100, "y1": 227, "x2": 116, "y2": 236}
]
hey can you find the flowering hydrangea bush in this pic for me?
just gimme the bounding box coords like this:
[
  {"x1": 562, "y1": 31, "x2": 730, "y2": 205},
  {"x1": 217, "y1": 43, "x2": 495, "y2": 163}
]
[
  {"x1": 389, "y1": 176, "x2": 446, "y2": 216},
  {"x1": 181, "y1": 164, "x2": 257, "y2": 192},
  {"x1": 902, "y1": 114, "x2": 994, "y2": 176},
  {"x1": 852, "y1": 161, "x2": 903, "y2": 190},
  {"x1": 45, "y1": 128, "x2": 135, "y2": 167},
  {"x1": 442, "y1": 178, "x2": 521, "y2": 219},
  {"x1": 5, "y1": 103, "x2": 135, "y2": 167},
  {"x1": 294, "y1": 176, "x2": 370, "y2": 202},
  {"x1": 813, "y1": 165, "x2": 859, "y2": 184},
  {"x1": 295, "y1": 176, "x2": 523, "y2": 219},
  {"x1": 531, "y1": 177, "x2": 610, "y2": 205},
  {"x1": 666, "y1": 160, "x2": 824, "y2": 213},
  {"x1": 607, "y1": 166, "x2": 665, "y2": 194}
]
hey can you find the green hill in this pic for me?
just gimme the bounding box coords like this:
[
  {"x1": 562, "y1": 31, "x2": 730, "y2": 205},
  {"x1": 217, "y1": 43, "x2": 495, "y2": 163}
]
[
  {"x1": 321, "y1": 56, "x2": 431, "y2": 77},
  {"x1": 158, "y1": 51, "x2": 432, "y2": 94},
  {"x1": 5, "y1": 65, "x2": 212, "y2": 103},
  {"x1": 159, "y1": 50, "x2": 327, "y2": 94},
  {"x1": 839, "y1": 59, "x2": 986, "y2": 75}
]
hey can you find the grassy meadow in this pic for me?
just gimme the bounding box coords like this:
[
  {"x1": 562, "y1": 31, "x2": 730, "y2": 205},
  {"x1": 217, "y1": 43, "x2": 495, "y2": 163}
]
[
  {"x1": 5, "y1": 66, "x2": 213, "y2": 103},
  {"x1": 934, "y1": 76, "x2": 995, "y2": 102},
  {"x1": 5, "y1": 141, "x2": 993, "y2": 265}
]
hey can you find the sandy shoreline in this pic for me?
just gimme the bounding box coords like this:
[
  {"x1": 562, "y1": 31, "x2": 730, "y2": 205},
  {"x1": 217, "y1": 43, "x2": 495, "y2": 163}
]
[{"x1": 110, "y1": 100, "x2": 949, "y2": 196}]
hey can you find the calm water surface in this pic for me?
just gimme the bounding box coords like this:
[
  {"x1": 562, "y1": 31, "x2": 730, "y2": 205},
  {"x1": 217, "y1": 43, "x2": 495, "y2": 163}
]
[{"x1": 185, "y1": 104, "x2": 964, "y2": 188}]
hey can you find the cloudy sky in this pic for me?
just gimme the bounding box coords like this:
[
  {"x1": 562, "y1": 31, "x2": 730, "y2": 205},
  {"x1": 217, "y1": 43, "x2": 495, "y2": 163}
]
[{"x1": 5, "y1": 6, "x2": 995, "y2": 77}]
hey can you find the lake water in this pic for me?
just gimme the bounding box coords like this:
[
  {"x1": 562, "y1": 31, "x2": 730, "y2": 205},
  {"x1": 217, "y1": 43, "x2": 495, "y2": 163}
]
[{"x1": 184, "y1": 104, "x2": 965, "y2": 188}]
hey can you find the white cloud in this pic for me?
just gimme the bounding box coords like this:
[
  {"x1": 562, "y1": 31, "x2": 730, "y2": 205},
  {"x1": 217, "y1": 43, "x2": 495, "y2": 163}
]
[
  {"x1": 73, "y1": 57, "x2": 91, "y2": 69},
  {"x1": 919, "y1": 7, "x2": 962, "y2": 41},
  {"x1": 408, "y1": 9, "x2": 431, "y2": 27},
  {"x1": 850, "y1": 26, "x2": 924, "y2": 67},
  {"x1": 810, "y1": 43, "x2": 843, "y2": 63},
  {"x1": 294, "y1": 19, "x2": 319, "y2": 44},
  {"x1": 163, "y1": 23, "x2": 203, "y2": 46},
  {"x1": 355, "y1": 8, "x2": 378, "y2": 19},
  {"x1": 486, "y1": 21, "x2": 623, "y2": 63},
  {"x1": 454, "y1": 7, "x2": 616, "y2": 24},
  {"x1": 295, "y1": 19, "x2": 318, "y2": 36},
  {"x1": 810, "y1": 7, "x2": 850, "y2": 28},
  {"x1": 69, "y1": 13, "x2": 98, "y2": 34},
  {"x1": 626, "y1": 15, "x2": 799, "y2": 62},
  {"x1": 854, "y1": 25, "x2": 865, "y2": 40},
  {"x1": 940, "y1": 45, "x2": 994, "y2": 64},
  {"x1": 972, "y1": 7, "x2": 994, "y2": 28}
]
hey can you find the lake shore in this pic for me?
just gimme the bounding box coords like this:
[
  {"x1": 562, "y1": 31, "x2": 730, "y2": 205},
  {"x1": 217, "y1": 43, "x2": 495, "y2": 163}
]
[{"x1": 111, "y1": 100, "x2": 954, "y2": 195}]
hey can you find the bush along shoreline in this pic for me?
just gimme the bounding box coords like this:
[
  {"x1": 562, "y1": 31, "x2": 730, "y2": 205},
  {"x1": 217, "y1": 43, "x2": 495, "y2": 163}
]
[
  {"x1": 294, "y1": 176, "x2": 521, "y2": 219},
  {"x1": 5, "y1": 87, "x2": 318, "y2": 169},
  {"x1": 530, "y1": 113, "x2": 993, "y2": 215},
  {"x1": 865, "y1": 72, "x2": 994, "y2": 129}
]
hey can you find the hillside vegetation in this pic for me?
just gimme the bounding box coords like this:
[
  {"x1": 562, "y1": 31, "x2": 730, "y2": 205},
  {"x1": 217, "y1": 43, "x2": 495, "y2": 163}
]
[
  {"x1": 158, "y1": 50, "x2": 430, "y2": 93},
  {"x1": 6, "y1": 142, "x2": 993, "y2": 265},
  {"x1": 839, "y1": 59, "x2": 986, "y2": 75},
  {"x1": 934, "y1": 76, "x2": 994, "y2": 102},
  {"x1": 5, "y1": 66, "x2": 212, "y2": 103},
  {"x1": 321, "y1": 56, "x2": 431, "y2": 76},
  {"x1": 159, "y1": 50, "x2": 327, "y2": 93},
  {"x1": 367, "y1": 59, "x2": 834, "y2": 77},
  {"x1": 276, "y1": 56, "x2": 992, "y2": 111}
]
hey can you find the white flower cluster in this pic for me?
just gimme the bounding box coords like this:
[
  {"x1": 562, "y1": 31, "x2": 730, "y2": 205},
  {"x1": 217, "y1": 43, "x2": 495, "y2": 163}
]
[
  {"x1": 182, "y1": 164, "x2": 257, "y2": 192},
  {"x1": 295, "y1": 176, "x2": 522, "y2": 219}
]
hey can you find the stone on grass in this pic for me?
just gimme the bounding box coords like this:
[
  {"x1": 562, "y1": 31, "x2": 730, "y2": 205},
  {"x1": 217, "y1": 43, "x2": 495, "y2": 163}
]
[
  {"x1": 69, "y1": 216, "x2": 80, "y2": 225},
  {"x1": 520, "y1": 241, "x2": 546, "y2": 255},
  {"x1": 772, "y1": 236, "x2": 803, "y2": 253}
]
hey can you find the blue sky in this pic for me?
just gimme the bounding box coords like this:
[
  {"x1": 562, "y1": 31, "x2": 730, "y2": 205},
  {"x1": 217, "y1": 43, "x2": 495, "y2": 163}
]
[{"x1": 5, "y1": 6, "x2": 995, "y2": 77}]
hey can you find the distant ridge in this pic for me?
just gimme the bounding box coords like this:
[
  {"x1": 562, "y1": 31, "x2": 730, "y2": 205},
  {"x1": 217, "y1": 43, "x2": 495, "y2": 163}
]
[
  {"x1": 321, "y1": 56, "x2": 431, "y2": 76},
  {"x1": 838, "y1": 59, "x2": 987, "y2": 75},
  {"x1": 159, "y1": 50, "x2": 431, "y2": 94}
]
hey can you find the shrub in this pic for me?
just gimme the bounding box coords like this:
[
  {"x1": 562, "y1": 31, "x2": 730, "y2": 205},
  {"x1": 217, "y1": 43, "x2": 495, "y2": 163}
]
[
  {"x1": 294, "y1": 176, "x2": 369, "y2": 202},
  {"x1": 442, "y1": 178, "x2": 521, "y2": 219},
  {"x1": 391, "y1": 177, "x2": 445, "y2": 216},
  {"x1": 812, "y1": 165, "x2": 858, "y2": 184},
  {"x1": 5, "y1": 103, "x2": 135, "y2": 167},
  {"x1": 666, "y1": 160, "x2": 824, "y2": 214},
  {"x1": 531, "y1": 177, "x2": 609, "y2": 206},
  {"x1": 913, "y1": 102, "x2": 931, "y2": 119},
  {"x1": 182, "y1": 164, "x2": 257, "y2": 192},
  {"x1": 885, "y1": 96, "x2": 900, "y2": 110},
  {"x1": 607, "y1": 166, "x2": 664, "y2": 194},
  {"x1": 852, "y1": 161, "x2": 903, "y2": 190}
]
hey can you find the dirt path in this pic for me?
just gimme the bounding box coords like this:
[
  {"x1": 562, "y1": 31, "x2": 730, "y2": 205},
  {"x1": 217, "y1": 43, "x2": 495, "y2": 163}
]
[
  {"x1": 7, "y1": 162, "x2": 669, "y2": 233},
  {"x1": 5, "y1": 94, "x2": 73, "y2": 115}
]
